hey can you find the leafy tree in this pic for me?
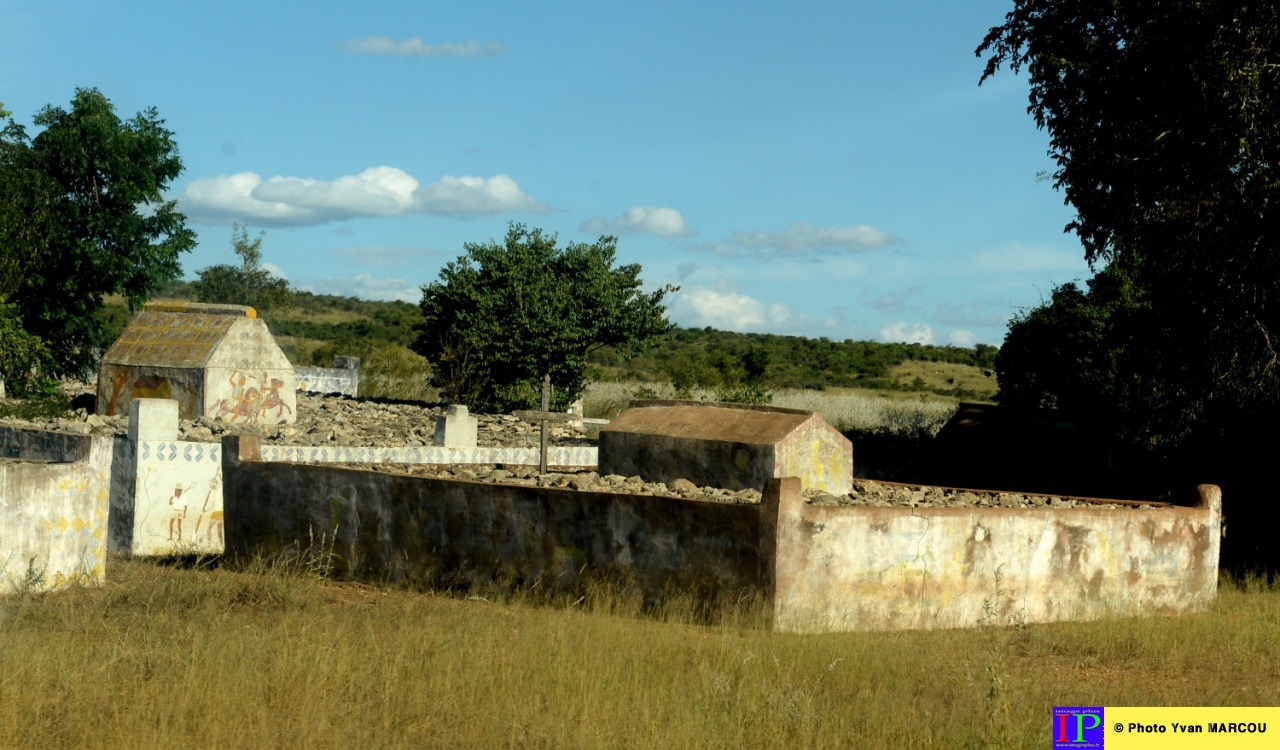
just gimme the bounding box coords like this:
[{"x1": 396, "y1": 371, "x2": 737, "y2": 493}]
[
  {"x1": 0, "y1": 88, "x2": 195, "y2": 377},
  {"x1": 978, "y1": 2, "x2": 1280, "y2": 456},
  {"x1": 996, "y1": 254, "x2": 1153, "y2": 432},
  {"x1": 709, "y1": 345, "x2": 773, "y2": 404},
  {"x1": 412, "y1": 223, "x2": 676, "y2": 412},
  {"x1": 0, "y1": 297, "x2": 49, "y2": 395},
  {"x1": 192, "y1": 224, "x2": 293, "y2": 313}
]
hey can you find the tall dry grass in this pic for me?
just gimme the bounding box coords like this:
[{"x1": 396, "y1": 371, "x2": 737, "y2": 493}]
[
  {"x1": 583, "y1": 381, "x2": 957, "y2": 435},
  {"x1": 1, "y1": 559, "x2": 1276, "y2": 749}
]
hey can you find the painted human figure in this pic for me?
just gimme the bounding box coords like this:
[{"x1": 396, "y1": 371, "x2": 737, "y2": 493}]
[
  {"x1": 167, "y1": 484, "x2": 190, "y2": 542},
  {"x1": 194, "y1": 473, "x2": 223, "y2": 547},
  {"x1": 260, "y1": 374, "x2": 292, "y2": 420},
  {"x1": 219, "y1": 371, "x2": 263, "y2": 425}
]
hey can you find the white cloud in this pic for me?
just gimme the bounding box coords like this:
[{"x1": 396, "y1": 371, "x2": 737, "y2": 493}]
[
  {"x1": 339, "y1": 37, "x2": 505, "y2": 57},
  {"x1": 179, "y1": 168, "x2": 548, "y2": 226},
  {"x1": 414, "y1": 174, "x2": 547, "y2": 216},
  {"x1": 580, "y1": 206, "x2": 693, "y2": 237},
  {"x1": 261, "y1": 262, "x2": 288, "y2": 280},
  {"x1": 945, "y1": 330, "x2": 977, "y2": 347},
  {"x1": 729, "y1": 221, "x2": 901, "y2": 257},
  {"x1": 669, "y1": 287, "x2": 766, "y2": 332},
  {"x1": 295, "y1": 274, "x2": 419, "y2": 303},
  {"x1": 879, "y1": 321, "x2": 935, "y2": 345}
]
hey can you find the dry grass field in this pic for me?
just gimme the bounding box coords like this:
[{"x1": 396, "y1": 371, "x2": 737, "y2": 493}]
[
  {"x1": 583, "y1": 381, "x2": 958, "y2": 435},
  {"x1": 887, "y1": 361, "x2": 999, "y2": 400},
  {"x1": 1, "y1": 558, "x2": 1276, "y2": 749}
]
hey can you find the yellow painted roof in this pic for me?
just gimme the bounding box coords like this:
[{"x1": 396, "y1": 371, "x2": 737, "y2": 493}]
[{"x1": 100, "y1": 306, "x2": 245, "y2": 368}]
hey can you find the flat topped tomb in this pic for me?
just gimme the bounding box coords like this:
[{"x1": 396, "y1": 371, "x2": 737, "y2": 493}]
[{"x1": 598, "y1": 400, "x2": 852, "y2": 495}]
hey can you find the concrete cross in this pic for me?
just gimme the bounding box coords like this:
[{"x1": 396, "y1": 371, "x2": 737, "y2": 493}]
[{"x1": 513, "y1": 374, "x2": 575, "y2": 475}]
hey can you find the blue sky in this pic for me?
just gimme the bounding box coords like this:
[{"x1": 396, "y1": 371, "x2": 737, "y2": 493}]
[{"x1": 1, "y1": 0, "x2": 1093, "y2": 346}]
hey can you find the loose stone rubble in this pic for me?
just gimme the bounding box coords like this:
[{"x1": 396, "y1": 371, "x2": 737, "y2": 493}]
[
  {"x1": 356, "y1": 463, "x2": 765, "y2": 504},
  {"x1": 804, "y1": 479, "x2": 1154, "y2": 509},
  {"x1": 3, "y1": 390, "x2": 593, "y2": 448}
]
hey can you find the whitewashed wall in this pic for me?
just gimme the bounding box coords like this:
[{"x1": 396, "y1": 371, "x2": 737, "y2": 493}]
[
  {"x1": 0, "y1": 430, "x2": 110, "y2": 593},
  {"x1": 110, "y1": 399, "x2": 598, "y2": 557}
]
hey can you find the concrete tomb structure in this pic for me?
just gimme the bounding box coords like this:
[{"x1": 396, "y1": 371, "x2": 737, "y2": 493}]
[
  {"x1": 296, "y1": 356, "x2": 360, "y2": 398},
  {"x1": 434, "y1": 404, "x2": 478, "y2": 448},
  {"x1": 598, "y1": 400, "x2": 853, "y2": 496},
  {"x1": 0, "y1": 427, "x2": 110, "y2": 593},
  {"x1": 97, "y1": 301, "x2": 296, "y2": 426},
  {"x1": 220, "y1": 434, "x2": 1222, "y2": 632}
]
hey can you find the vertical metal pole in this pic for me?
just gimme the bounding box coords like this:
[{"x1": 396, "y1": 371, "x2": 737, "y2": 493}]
[{"x1": 539, "y1": 373, "x2": 550, "y2": 475}]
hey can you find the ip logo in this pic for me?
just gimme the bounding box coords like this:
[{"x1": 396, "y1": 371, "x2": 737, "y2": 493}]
[{"x1": 1053, "y1": 706, "x2": 1104, "y2": 748}]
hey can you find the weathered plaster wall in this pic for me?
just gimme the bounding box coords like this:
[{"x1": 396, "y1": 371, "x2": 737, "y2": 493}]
[
  {"x1": 295, "y1": 356, "x2": 360, "y2": 397},
  {"x1": 599, "y1": 401, "x2": 851, "y2": 494},
  {"x1": 98, "y1": 364, "x2": 204, "y2": 420},
  {"x1": 767, "y1": 477, "x2": 1222, "y2": 632},
  {"x1": 222, "y1": 435, "x2": 762, "y2": 597},
  {"x1": 221, "y1": 431, "x2": 1222, "y2": 632},
  {"x1": 772, "y1": 416, "x2": 854, "y2": 496},
  {"x1": 0, "y1": 430, "x2": 110, "y2": 593},
  {"x1": 105, "y1": 397, "x2": 595, "y2": 558}
]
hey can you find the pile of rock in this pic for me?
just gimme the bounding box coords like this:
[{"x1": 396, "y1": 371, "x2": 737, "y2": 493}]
[
  {"x1": 2, "y1": 390, "x2": 594, "y2": 448},
  {"x1": 805, "y1": 479, "x2": 1155, "y2": 509},
  {"x1": 359, "y1": 463, "x2": 763, "y2": 504}
]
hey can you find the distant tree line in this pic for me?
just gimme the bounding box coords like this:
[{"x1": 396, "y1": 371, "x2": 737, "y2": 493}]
[{"x1": 588, "y1": 327, "x2": 998, "y2": 393}]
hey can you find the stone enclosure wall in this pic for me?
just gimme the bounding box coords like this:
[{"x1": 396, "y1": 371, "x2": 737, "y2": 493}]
[
  {"x1": 0, "y1": 427, "x2": 110, "y2": 593},
  {"x1": 769, "y1": 480, "x2": 1222, "y2": 632},
  {"x1": 220, "y1": 434, "x2": 1222, "y2": 632},
  {"x1": 295, "y1": 356, "x2": 361, "y2": 398},
  {"x1": 222, "y1": 435, "x2": 762, "y2": 596},
  {"x1": 108, "y1": 399, "x2": 598, "y2": 558}
]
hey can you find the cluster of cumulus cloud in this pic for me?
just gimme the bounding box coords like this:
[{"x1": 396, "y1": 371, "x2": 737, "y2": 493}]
[{"x1": 178, "y1": 167, "x2": 548, "y2": 227}]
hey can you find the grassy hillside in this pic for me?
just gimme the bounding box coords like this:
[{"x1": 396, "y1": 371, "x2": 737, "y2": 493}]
[{"x1": 101, "y1": 283, "x2": 999, "y2": 406}]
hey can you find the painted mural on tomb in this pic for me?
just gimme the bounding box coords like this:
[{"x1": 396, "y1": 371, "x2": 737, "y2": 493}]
[
  {"x1": 211, "y1": 370, "x2": 293, "y2": 426},
  {"x1": 134, "y1": 446, "x2": 223, "y2": 555}
]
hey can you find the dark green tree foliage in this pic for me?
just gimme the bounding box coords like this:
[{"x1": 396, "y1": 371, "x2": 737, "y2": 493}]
[
  {"x1": 979, "y1": 2, "x2": 1280, "y2": 455},
  {"x1": 0, "y1": 89, "x2": 195, "y2": 377},
  {"x1": 592, "y1": 328, "x2": 998, "y2": 393},
  {"x1": 413, "y1": 224, "x2": 676, "y2": 412},
  {"x1": 708, "y1": 345, "x2": 772, "y2": 404},
  {"x1": 996, "y1": 255, "x2": 1152, "y2": 432},
  {"x1": 0, "y1": 298, "x2": 49, "y2": 394},
  {"x1": 192, "y1": 224, "x2": 293, "y2": 313}
]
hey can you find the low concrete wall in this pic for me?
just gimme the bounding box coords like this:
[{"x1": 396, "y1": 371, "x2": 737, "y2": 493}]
[
  {"x1": 0, "y1": 428, "x2": 110, "y2": 593},
  {"x1": 221, "y1": 432, "x2": 1222, "y2": 632},
  {"x1": 105, "y1": 399, "x2": 596, "y2": 557},
  {"x1": 295, "y1": 356, "x2": 360, "y2": 397},
  {"x1": 258, "y1": 444, "x2": 597, "y2": 468},
  {"x1": 222, "y1": 435, "x2": 762, "y2": 597},
  {"x1": 768, "y1": 478, "x2": 1222, "y2": 632}
]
